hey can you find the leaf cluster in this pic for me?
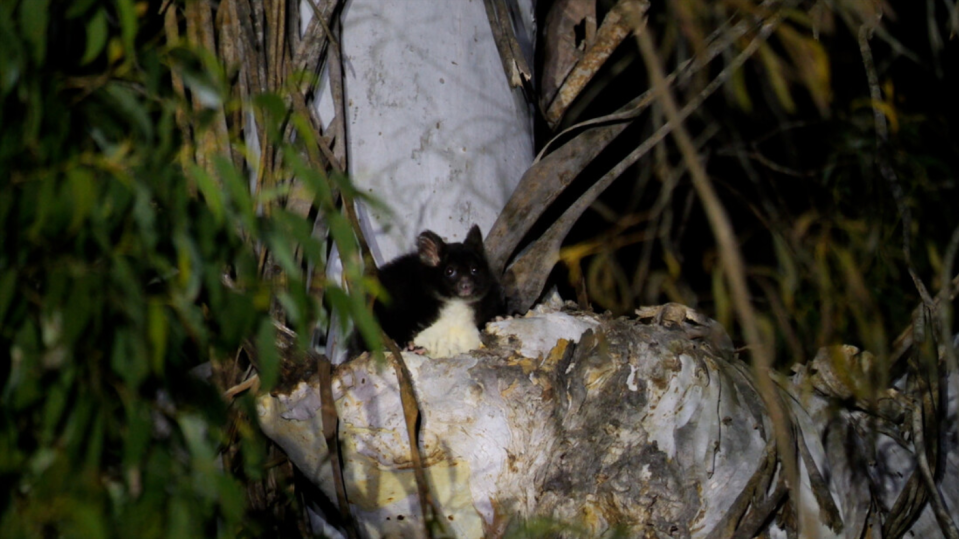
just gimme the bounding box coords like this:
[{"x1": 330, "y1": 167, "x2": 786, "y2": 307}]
[
  {"x1": 0, "y1": 1, "x2": 362, "y2": 536},
  {"x1": 527, "y1": 0, "x2": 959, "y2": 371}
]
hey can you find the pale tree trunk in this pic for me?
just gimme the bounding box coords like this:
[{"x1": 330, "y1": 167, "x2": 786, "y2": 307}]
[
  {"x1": 259, "y1": 303, "x2": 959, "y2": 538},
  {"x1": 307, "y1": 0, "x2": 535, "y2": 262}
]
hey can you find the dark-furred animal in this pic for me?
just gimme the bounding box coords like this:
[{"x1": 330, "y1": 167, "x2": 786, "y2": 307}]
[{"x1": 369, "y1": 224, "x2": 503, "y2": 358}]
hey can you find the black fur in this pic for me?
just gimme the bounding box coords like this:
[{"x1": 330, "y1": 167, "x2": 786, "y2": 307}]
[{"x1": 357, "y1": 225, "x2": 503, "y2": 351}]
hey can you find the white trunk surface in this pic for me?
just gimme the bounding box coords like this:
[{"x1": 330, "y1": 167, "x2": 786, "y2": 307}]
[{"x1": 306, "y1": 0, "x2": 535, "y2": 263}]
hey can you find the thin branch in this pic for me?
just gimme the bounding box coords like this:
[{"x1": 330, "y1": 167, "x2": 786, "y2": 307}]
[
  {"x1": 544, "y1": 0, "x2": 632, "y2": 127},
  {"x1": 482, "y1": 0, "x2": 532, "y2": 90},
  {"x1": 162, "y1": 4, "x2": 193, "y2": 169},
  {"x1": 384, "y1": 340, "x2": 446, "y2": 538},
  {"x1": 503, "y1": 3, "x2": 782, "y2": 312},
  {"x1": 858, "y1": 21, "x2": 934, "y2": 308},
  {"x1": 488, "y1": 0, "x2": 790, "y2": 276},
  {"x1": 223, "y1": 373, "x2": 260, "y2": 400},
  {"x1": 889, "y1": 272, "x2": 959, "y2": 368},
  {"x1": 324, "y1": 13, "x2": 348, "y2": 172},
  {"x1": 939, "y1": 223, "x2": 959, "y2": 381},
  {"x1": 315, "y1": 350, "x2": 359, "y2": 539}
]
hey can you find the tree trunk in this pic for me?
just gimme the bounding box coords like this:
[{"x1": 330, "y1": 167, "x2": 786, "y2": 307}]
[
  {"x1": 308, "y1": 0, "x2": 535, "y2": 262},
  {"x1": 259, "y1": 303, "x2": 959, "y2": 537}
]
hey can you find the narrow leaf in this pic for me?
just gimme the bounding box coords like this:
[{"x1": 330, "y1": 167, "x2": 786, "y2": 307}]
[
  {"x1": 68, "y1": 167, "x2": 96, "y2": 231},
  {"x1": 81, "y1": 8, "x2": 108, "y2": 65},
  {"x1": 148, "y1": 299, "x2": 168, "y2": 374},
  {"x1": 114, "y1": 0, "x2": 136, "y2": 61},
  {"x1": 19, "y1": 0, "x2": 52, "y2": 66},
  {"x1": 255, "y1": 320, "x2": 278, "y2": 390}
]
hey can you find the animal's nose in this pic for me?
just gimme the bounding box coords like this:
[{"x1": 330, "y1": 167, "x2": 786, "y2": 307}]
[{"x1": 456, "y1": 280, "x2": 474, "y2": 296}]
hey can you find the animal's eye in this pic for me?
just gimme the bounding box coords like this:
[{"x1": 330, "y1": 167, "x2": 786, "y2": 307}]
[
  {"x1": 470, "y1": 266, "x2": 479, "y2": 275},
  {"x1": 445, "y1": 266, "x2": 455, "y2": 277}
]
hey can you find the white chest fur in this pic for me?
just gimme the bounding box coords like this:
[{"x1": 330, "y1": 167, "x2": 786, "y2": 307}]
[{"x1": 413, "y1": 299, "x2": 482, "y2": 358}]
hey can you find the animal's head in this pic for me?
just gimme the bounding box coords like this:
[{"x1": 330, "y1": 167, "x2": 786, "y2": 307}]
[{"x1": 417, "y1": 225, "x2": 493, "y2": 301}]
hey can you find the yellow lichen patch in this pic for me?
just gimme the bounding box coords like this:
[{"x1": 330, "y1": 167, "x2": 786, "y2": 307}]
[
  {"x1": 342, "y1": 454, "x2": 486, "y2": 538},
  {"x1": 543, "y1": 339, "x2": 570, "y2": 369},
  {"x1": 505, "y1": 355, "x2": 539, "y2": 374}
]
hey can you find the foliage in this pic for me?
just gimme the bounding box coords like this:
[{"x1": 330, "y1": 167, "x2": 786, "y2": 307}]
[
  {"x1": 0, "y1": 1, "x2": 368, "y2": 535},
  {"x1": 543, "y1": 0, "x2": 959, "y2": 369}
]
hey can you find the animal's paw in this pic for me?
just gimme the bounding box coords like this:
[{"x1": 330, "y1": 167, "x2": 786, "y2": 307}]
[
  {"x1": 413, "y1": 324, "x2": 482, "y2": 358},
  {"x1": 405, "y1": 342, "x2": 428, "y2": 355}
]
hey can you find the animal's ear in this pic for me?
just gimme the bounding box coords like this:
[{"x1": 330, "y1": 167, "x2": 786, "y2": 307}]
[
  {"x1": 417, "y1": 230, "x2": 445, "y2": 267},
  {"x1": 464, "y1": 224, "x2": 483, "y2": 250}
]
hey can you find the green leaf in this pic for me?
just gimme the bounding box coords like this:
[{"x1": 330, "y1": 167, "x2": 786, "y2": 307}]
[
  {"x1": 7, "y1": 323, "x2": 42, "y2": 409},
  {"x1": 111, "y1": 255, "x2": 145, "y2": 325},
  {"x1": 273, "y1": 209, "x2": 325, "y2": 268},
  {"x1": 27, "y1": 447, "x2": 58, "y2": 477},
  {"x1": 757, "y1": 43, "x2": 796, "y2": 114},
  {"x1": 19, "y1": 0, "x2": 52, "y2": 66},
  {"x1": 84, "y1": 408, "x2": 105, "y2": 472},
  {"x1": 114, "y1": 0, "x2": 136, "y2": 62},
  {"x1": 81, "y1": 8, "x2": 108, "y2": 65},
  {"x1": 62, "y1": 392, "x2": 93, "y2": 453},
  {"x1": 67, "y1": 166, "x2": 96, "y2": 231},
  {"x1": 169, "y1": 47, "x2": 225, "y2": 110},
  {"x1": 179, "y1": 413, "x2": 215, "y2": 464},
  {"x1": 111, "y1": 330, "x2": 147, "y2": 388},
  {"x1": 778, "y1": 24, "x2": 831, "y2": 115},
  {"x1": 147, "y1": 300, "x2": 168, "y2": 375},
  {"x1": 0, "y1": 269, "x2": 17, "y2": 325},
  {"x1": 66, "y1": 0, "x2": 100, "y2": 18},
  {"x1": 67, "y1": 501, "x2": 108, "y2": 539},
  {"x1": 328, "y1": 212, "x2": 360, "y2": 274},
  {"x1": 189, "y1": 165, "x2": 224, "y2": 225},
  {"x1": 327, "y1": 286, "x2": 381, "y2": 353},
  {"x1": 27, "y1": 176, "x2": 56, "y2": 240},
  {"x1": 123, "y1": 400, "x2": 151, "y2": 468},
  {"x1": 104, "y1": 82, "x2": 154, "y2": 141},
  {"x1": 40, "y1": 378, "x2": 69, "y2": 445},
  {"x1": 178, "y1": 413, "x2": 219, "y2": 503},
  {"x1": 253, "y1": 93, "x2": 287, "y2": 141},
  {"x1": 215, "y1": 474, "x2": 245, "y2": 525},
  {"x1": 219, "y1": 293, "x2": 255, "y2": 345},
  {"x1": 132, "y1": 183, "x2": 157, "y2": 251},
  {"x1": 0, "y1": 13, "x2": 24, "y2": 94},
  {"x1": 266, "y1": 230, "x2": 299, "y2": 277},
  {"x1": 167, "y1": 498, "x2": 193, "y2": 539},
  {"x1": 174, "y1": 231, "x2": 202, "y2": 301},
  {"x1": 171, "y1": 295, "x2": 208, "y2": 349},
  {"x1": 286, "y1": 147, "x2": 333, "y2": 208},
  {"x1": 276, "y1": 291, "x2": 302, "y2": 327},
  {"x1": 254, "y1": 319, "x2": 278, "y2": 390},
  {"x1": 62, "y1": 275, "x2": 93, "y2": 346},
  {"x1": 727, "y1": 62, "x2": 752, "y2": 113},
  {"x1": 214, "y1": 156, "x2": 255, "y2": 231}
]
